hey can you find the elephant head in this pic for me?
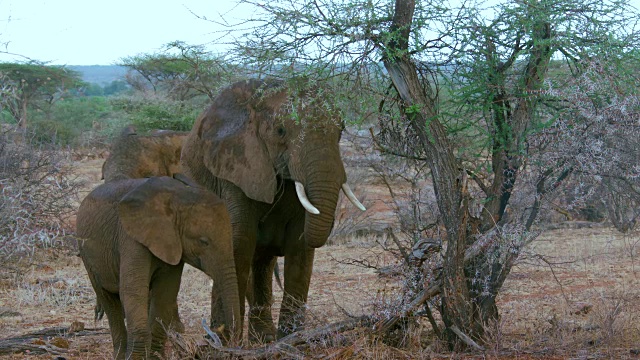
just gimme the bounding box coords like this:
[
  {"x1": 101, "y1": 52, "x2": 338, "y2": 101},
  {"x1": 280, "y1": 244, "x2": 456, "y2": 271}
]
[
  {"x1": 182, "y1": 79, "x2": 365, "y2": 248},
  {"x1": 116, "y1": 176, "x2": 240, "y2": 341},
  {"x1": 102, "y1": 125, "x2": 188, "y2": 182}
]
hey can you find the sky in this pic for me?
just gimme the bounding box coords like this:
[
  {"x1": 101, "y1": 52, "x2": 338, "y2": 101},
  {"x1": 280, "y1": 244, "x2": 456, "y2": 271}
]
[
  {"x1": 0, "y1": 0, "x2": 250, "y2": 65},
  {"x1": 2, "y1": 0, "x2": 640, "y2": 66}
]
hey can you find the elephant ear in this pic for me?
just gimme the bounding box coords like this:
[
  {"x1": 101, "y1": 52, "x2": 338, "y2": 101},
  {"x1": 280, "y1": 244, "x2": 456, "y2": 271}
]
[
  {"x1": 197, "y1": 81, "x2": 278, "y2": 203},
  {"x1": 118, "y1": 177, "x2": 183, "y2": 265}
]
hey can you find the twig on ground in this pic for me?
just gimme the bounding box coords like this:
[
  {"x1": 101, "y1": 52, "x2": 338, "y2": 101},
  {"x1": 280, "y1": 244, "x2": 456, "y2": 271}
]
[
  {"x1": 536, "y1": 254, "x2": 571, "y2": 304},
  {"x1": 423, "y1": 302, "x2": 441, "y2": 338},
  {"x1": 449, "y1": 325, "x2": 485, "y2": 351}
]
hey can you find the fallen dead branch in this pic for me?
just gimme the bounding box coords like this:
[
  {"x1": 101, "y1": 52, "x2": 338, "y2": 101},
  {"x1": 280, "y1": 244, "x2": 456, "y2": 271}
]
[
  {"x1": 0, "y1": 325, "x2": 108, "y2": 355},
  {"x1": 448, "y1": 325, "x2": 485, "y2": 351},
  {"x1": 195, "y1": 316, "x2": 373, "y2": 359}
]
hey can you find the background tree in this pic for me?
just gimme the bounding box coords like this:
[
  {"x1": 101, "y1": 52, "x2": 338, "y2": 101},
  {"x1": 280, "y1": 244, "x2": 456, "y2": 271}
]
[
  {"x1": 0, "y1": 62, "x2": 84, "y2": 128},
  {"x1": 102, "y1": 80, "x2": 129, "y2": 96},
  {"x1": 112, "y1": 42, "x2": 244, "y2": 133},
  {"x1": 225, "y1": 0, "x2": 640, "y2": 349},
  {"x1": 119, "y1": 41, "x2": 240, "y2": 101}
]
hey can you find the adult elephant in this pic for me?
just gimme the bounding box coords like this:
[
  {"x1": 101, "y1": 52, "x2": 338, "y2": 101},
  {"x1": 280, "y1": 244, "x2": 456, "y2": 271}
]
[
  {"x1": 181, "y1": 78, "x2": 365, "y2": 342},
  {"x1": 102, "y1": 125, "x2": 188, "y2": 182}
]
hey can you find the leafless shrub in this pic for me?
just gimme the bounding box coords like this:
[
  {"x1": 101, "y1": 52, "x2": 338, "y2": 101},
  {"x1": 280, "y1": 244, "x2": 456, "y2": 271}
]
[
  {"x1": 0, "y1": 130, "x2": 81, "y2": 263},
  {"x1": 588, "y1": 291, "x2": 637, "y2": 352},
  {"x1": 529, "y1": 61, "x2": 640, "y2": 223},
  {"x1": 331, "y1": 127, "x2": 450, "y2": 347}
]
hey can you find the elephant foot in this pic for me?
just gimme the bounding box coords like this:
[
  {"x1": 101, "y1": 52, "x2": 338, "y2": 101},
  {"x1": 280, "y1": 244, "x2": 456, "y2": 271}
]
[{"x1": 248, "y1": 306, "x2": 276, "y2": 344}]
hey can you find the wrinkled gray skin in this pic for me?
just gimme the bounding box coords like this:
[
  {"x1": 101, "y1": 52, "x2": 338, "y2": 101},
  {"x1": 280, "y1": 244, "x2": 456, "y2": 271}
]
[
  {"x1": 181, "y1": 79, "x2": 357, "y2": 342},
  {"x1": 101, "y1": 125, "x2": 188, "y2": 182},
  {"x1": 77, "y1": 176, "x2": 240, "y2": 360}
]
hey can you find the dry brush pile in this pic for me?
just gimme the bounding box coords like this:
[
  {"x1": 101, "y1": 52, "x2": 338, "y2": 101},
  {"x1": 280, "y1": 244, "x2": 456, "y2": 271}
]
[{"x1": 0, "y1": 129, "x2": 81, "y2": 264}]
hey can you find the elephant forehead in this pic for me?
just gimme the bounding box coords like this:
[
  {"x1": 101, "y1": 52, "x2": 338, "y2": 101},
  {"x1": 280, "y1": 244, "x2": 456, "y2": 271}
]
[{"x1": 212, "y1": 115, "x2": 246, "y2": 139}]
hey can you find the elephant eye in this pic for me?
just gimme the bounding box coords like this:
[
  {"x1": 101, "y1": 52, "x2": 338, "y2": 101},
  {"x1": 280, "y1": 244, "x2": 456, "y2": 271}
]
[
  {"x1": 198, "y1": 237, "x2": 210, "y2": 246},
  {"x1": 276, "y1": 126, "x2": 286, "y2": 137}
]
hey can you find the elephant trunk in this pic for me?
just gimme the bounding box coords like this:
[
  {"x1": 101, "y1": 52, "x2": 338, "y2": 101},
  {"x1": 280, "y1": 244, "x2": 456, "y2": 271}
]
[
  {"x1": 304, "y1": 181, "x2": 340, "y2": 248},
  {"x1": 209, "y1": 262, "x2": 241, "y2": 344},
  {"x1": 301, "y1": 147, "x2": 345, "y2": 247}
]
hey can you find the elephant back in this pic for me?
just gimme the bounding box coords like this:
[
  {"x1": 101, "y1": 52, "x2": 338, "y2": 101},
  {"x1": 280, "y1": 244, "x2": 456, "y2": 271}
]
[{"x1": 102, "y1": 126, "x2": 189, "y2": 182}]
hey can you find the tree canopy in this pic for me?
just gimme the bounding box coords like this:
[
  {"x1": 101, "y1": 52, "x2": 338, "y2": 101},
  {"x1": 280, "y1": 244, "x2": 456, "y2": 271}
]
[
  {"x1": 119, "y1": 41, "x2": 241, "y2": 101},
  {"x1": 0, "y1": 62, "x2": 84, "y2": 128}
]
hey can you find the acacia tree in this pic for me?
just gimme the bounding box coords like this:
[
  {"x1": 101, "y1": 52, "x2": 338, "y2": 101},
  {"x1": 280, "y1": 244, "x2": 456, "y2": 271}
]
[
  {"x1": 0, "y1": 62, "x2": 83, "y2": 128},
  {"x1": 224, "y1": 0, "x2": 640, "y2": 349},
  {"x1": 119, "y1": 41, "x2": 240, "y2": 101}
]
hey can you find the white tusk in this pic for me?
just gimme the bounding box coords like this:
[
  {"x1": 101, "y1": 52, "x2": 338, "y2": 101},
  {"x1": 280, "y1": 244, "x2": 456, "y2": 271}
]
[
  {"x1": 342, "y1": 183, "x2": 366, "y2": 211},
  {"x1": 295, "y1": 182, "x2": 320, "y2": 215}
]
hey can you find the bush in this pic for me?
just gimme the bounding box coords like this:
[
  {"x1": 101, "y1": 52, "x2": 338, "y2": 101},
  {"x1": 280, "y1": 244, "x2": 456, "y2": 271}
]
[
  {"x1": 29, "y1": 96, "x2": 116, "y2": 146},
  {"x1": 109, "y1": 95, "x2": 204, "y2": 133},
  {"x1": 0, "y1": 130, "x2": 81, "y2": 262}
]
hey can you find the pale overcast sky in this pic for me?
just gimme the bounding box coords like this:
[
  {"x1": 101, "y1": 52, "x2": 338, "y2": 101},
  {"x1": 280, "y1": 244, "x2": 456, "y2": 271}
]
[
  {"x1": 0, "y1": 0, "x2": 251, "y2": 65},
  {"x1": 1, "y1": 0, "x2": 639, "y2": 66}
]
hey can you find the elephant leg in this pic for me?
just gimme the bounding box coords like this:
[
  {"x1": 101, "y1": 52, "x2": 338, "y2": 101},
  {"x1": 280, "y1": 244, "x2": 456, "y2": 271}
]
[
  {"x1": 120, "y1": 273, "x2": 152, "y2": 359},
  {"x1": 278, "y1": 243, "x2": 315, "y2": 339},
  {"x1": 98, "y1": 290, "x2": 127, "y2": 360},
  {"x1": 148, "y1": 265, "x2": 183, "y2": 359},
  {"x1": 248, "y1": 253, "x2": 277, "y2": 343},
  {"x1": 210, "y1": 223, "x2": 257, "y2": 342},
  {"x1": 168, "y1": 302, "x2": 185, "y2": 332},
  {"x1": 84, "y1": 269, "x2": 127, "y2": 359}
]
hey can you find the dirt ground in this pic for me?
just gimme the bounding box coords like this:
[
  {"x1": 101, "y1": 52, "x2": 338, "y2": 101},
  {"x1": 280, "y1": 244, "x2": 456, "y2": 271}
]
[{"x1": 1, "y1": 158, "x2": 640, "y2": 359}]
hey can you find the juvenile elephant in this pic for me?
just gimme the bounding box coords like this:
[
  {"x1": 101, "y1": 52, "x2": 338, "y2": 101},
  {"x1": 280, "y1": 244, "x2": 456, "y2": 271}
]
[
  {"x1": 181, "y1": 79, "x2": 365, "y2": 342},
  {"x1": 97, "y1": 125, "x2": 189, "y2": 326},
  {"x1": 101, "y1": 125, "x2": 188, "y2": 182},
  {"x1": 77, "y1": 176, "x2": 240, "y2": 359}
]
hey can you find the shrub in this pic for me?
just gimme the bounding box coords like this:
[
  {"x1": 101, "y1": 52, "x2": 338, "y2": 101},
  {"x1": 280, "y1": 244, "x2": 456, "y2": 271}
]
[
  {"x1": 29, "y1": 96, "x2": 116, "y2": 146},
  {"x1": 0, "y1": 130, "x2": 81, "y2": 262},
  {"x1": 109, "y1": 95, "x2": 204, "y2": 133}
]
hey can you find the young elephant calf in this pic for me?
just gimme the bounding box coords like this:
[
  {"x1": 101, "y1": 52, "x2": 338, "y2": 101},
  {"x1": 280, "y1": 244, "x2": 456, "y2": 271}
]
[{"x1": 77, "y1": 176, "x2": 239, "y2": 360}]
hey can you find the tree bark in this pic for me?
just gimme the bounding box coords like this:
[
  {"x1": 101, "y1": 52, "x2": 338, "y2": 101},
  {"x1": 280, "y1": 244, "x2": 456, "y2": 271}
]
[
  {"x1": 382, "y1": 0, "x2": 474, "y2": 349},
  {"x1": 466, "y1": 18, "x2": 554, "y2": 336}
]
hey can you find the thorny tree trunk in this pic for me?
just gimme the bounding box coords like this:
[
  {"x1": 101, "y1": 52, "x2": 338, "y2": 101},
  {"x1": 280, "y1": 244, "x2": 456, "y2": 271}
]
[
  {"x1": 382, "y1": 0, "x2": 474, "y2": 349},
  {"x1": 467, "y1": 17, "x2": 553, "y2": 333},
  {"x1": 380, "y1": 0, "x2": 553, "y2": 349}
]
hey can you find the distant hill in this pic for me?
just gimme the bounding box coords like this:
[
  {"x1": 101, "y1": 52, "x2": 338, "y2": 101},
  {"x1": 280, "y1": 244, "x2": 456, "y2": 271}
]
[{"x1": 68, "y1": 65, "x2": 128, "y2": 84}]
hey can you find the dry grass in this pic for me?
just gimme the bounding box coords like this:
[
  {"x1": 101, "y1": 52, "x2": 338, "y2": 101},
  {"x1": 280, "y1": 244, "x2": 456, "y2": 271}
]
[
  {"x1": 1, "y1": 226, "x2": 639, "y2": 359},
  {"x1": 2, "y1": 157, "x2": 640, "y2": 359}
]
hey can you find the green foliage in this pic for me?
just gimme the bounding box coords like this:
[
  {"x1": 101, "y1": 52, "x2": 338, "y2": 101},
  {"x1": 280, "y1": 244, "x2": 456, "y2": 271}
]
[
  {"x1": 103, "y1": 80, "x2": 129, "y2": 96},
  {"x1": 0, "y1": 62, "x2": 84, "y2": 91},
  {"x1": 83, "y1": 83, "x2": 104, "y2": 96},
  {"x1": 0, "y1": 61, "x2": 86, "y2": 127},
  {"x1": 29, "y1": 97, "x2": 115, "y2": 146},
  {"x1": 119, "y1": 41, "x2": 241, "y2": 101},
  {"x1": 75, "y1": 80, "x2": 130, "y2": 97},
  {"x1": 109, "y1": 95, "x2": 203, "y2": 133}
]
